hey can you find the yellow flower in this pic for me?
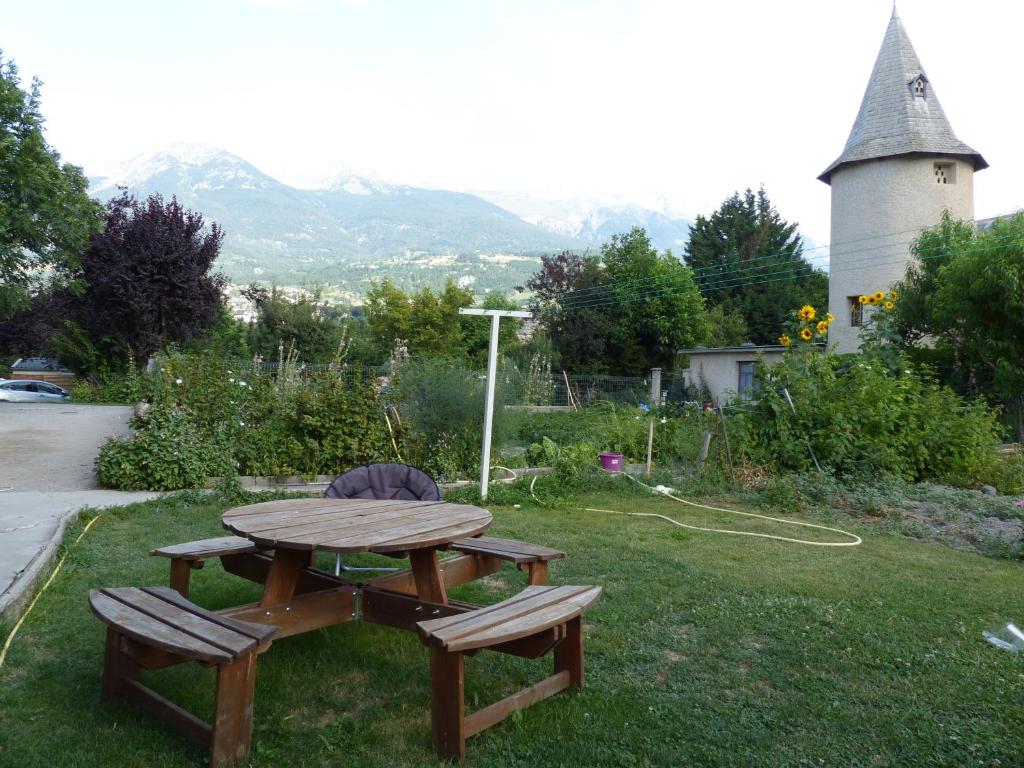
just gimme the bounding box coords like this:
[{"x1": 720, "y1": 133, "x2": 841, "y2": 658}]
[
  {"x1": 872, "y1": 290, "x2": 885, "y2": 303},
  {"x1": 797, "y1": 304, "x2": 816, "y2": 321},
  {"x1": 816, "y1": 320, "x2": 829, "y2": 334},
  {"x1": 884, "y1": 300, "x2": 895, "y2": 310},
  {"x1": 825, "y1": 313, "x2": 835, "y2": 325},
  {"x1": 889, "y1": 290, "x2": 899, "y2": 301},
  {"x1": 799, "y1": 328, "x2": 813, "y2": 341},
  {"x1": 868, "y1": 294, "x2": 880, "y2": 305},
  {"x1": 779, "y1": 334, "x2": 792, "y2": 347},
  {"x1": 858, "y1": 295, "x2": 869, "y2": 304}
]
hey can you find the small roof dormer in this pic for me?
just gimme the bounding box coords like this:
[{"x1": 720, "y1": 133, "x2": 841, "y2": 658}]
[{"x1": 818, "y1": 8, "x2": 987, "y2": 184}]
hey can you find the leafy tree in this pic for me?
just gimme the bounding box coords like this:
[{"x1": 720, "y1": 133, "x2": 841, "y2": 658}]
[
  {"x1": 460, "y1": 293, "x2": 524, "y2": 366},
  {"x1": 0, "y1": 53, "x2": 103, "y2": 316},
  {"x1": 896, "y1": 214, "x2": 1024, "y2": 440},
  {"x1": 244, "y1": 285, "x2": 345, "y2": 363},
  {"x1": 364, "y1": 278, "x2": 512, "y2": 361},
  {"x1": 684, "y1": 187, "x2": 826, "y2": 344},
  {"x1": 525, "y1": 228, "x2": 708, "y2": 374},
  {"x1": 522, "y1": 250, "x2": 615, "y2": 372},
  {"x1": 55, "y1": 190, "x2": 225, "y2": 371},
  {"x1": 703, "y1": 305, "x2": 750, "y2": 347}
]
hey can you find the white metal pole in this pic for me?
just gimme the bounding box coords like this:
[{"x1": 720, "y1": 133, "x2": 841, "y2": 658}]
[{"x1": 479, "y1": 313, "x2": 501, "y2": 500}]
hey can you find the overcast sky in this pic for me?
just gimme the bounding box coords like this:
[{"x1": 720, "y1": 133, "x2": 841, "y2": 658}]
[{"x1": 5, "y1": 0, "x2": 1021, "y2": 243}]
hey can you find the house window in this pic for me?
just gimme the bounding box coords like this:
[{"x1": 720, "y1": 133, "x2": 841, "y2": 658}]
[
  {"x1": 849, "y1": 296, "x2": 864, "y2": 327},
  {"x1": 737, "y1": 361, "x2": 758, "y2": 400},
  {"x1": 913, "y1": 76, "x2": 926, "y2": 98},
  {"x1": 934, "y1": 162, "x2": 956, "y2": 184}
]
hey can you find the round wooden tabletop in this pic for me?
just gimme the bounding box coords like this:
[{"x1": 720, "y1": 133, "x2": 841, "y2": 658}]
[{"x1": 222, "y1": 498, "x2": 492, "y2": 554}]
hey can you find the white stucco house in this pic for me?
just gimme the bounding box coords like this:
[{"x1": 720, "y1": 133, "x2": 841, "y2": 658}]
[{"x1": 679, "y1": 344, "x2": 789, "y2": 404}]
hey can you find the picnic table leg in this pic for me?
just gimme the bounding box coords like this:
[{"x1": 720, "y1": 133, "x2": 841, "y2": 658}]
[
  {"x1": 430, "y1": 647, "x2": 465, "y2": 760},
  {"x1": 409, "y1": 549, "x2": 447, "y2": 605},
  {"x1": 169, "y1": 559, "x2": 193, "y2": 597},
  {"x1": 100, "y1": 628, "x2": 138, "y2": 701},
  {"x1": 259, "y1": 548, "x2": 312, "y2": 607},
  {"x1": 211, "y1": 652, "x2": 258, "y2": 767},
  {"x1": 554, "y1": 616, "x2": 584, "y2": 689}
]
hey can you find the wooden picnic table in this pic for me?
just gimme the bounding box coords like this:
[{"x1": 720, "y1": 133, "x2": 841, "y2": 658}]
[{"x1": 217, "y1": 498, "x2": 492, "y2": 633}]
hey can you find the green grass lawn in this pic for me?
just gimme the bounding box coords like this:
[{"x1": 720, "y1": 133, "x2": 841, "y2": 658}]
[{"x1": 1, "y1": 487, "x2": 1022, "y2": 767}]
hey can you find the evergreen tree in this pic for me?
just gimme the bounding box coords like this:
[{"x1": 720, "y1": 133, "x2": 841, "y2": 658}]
[{"x1": 684, "y1": 187, "x2": 826, "y2": 344}]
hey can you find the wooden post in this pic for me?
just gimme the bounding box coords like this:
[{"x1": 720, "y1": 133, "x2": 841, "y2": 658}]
[
  {"x1": 100, "y1": 629, "x2": 138, "y2": 701},
  {"x1": 554, "y1": 617, "x2": 584, "y2": 689},
  {"x1": 259, "y1": 548, "x2": 311, "y2": 607},
  {"x1": 646, "y1": 367, "x2": 661, "y2": 478},
  {"x1": 431, "y1": 648, "x2": 466, "y2": 760},
  {"x1": 524, "y1": 561, "x2": 548, "y2": 586},
  {"x1": 696, "y1": 431, "x2": 714, "y2": 473},
  {"x1": 169, "y1": 559, "x2": 192, "y2": 597},
  {"x1": 409, "y1": 549, "x2": 448, "y2": 605},
  {"x1": 211, "y1": 654, "x2": 258, "y2": 768}
]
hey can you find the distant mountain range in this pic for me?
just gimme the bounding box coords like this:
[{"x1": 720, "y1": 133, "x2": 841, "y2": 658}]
[{"x1": 87, "y1": 145, "x2": 699, "y2": 297}]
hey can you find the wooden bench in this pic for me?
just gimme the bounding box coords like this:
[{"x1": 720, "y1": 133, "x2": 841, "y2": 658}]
[
  {"x1": 151, "y1": 536, "x2": 260, "y2": 597},
  {"x1": 89, "y1": 586, "x2": 276, "y2": 768},
  {"x1": 417, "y1": 584, "x2": 602, "y2": 760},
  {"x1": 449, "y1": 536, "x2": 565, "y2": 585}
]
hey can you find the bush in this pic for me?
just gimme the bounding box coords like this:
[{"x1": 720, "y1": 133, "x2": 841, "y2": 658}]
[
  {"x1": 96, "y1": 405, "x2": 226, "y2": 490},
  {"x1": 390, "y1": 357, "x2": 511, "y2": 481},
  {"x1": 740, "y1": 347, "x2": 1012, "y2": 488}
]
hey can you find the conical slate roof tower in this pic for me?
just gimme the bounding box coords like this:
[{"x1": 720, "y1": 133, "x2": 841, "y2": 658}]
[{"x1": 821, "y1": 7, "x2": 986, "y2": 352}]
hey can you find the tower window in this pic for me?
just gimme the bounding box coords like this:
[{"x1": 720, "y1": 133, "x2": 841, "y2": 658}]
[
  {"x1": 934, "y1": 162, "x2": 956, "y2": 184},
  {"x1": 848, "y1": 297, "x2": 864, "y2": 327},
  {"x1": 913, "y1": 77, "x2": 926, "y2": 97}
]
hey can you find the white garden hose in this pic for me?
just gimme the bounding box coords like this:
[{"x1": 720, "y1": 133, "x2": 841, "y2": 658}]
[{"x1": 582, "y1": 473, "x2": 861, "y2": 547}]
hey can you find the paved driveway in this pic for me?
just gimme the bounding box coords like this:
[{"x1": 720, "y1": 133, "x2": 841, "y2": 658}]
[
  {"x1": 0, "y1": 403, "x2": 159, "y2": 620},
  {"x1": 0, "y1": 402, "x2": 135, "y2": 491}
]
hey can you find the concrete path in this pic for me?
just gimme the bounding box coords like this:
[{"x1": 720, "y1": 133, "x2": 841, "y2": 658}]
[
  {"x1": 0, "y1": 402, "x2": 136, "y2": 492},
  {"x1": 0, "y1": 491, "x2": 160, "y2": 620},
  {"x1": 0, "y1": 403, "x2": 160, "y2": 621}
]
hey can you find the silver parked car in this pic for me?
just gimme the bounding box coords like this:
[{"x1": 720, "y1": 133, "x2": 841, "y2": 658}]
[{"x1": 0, "y1": 379, "x2": 71, "y2": 403}]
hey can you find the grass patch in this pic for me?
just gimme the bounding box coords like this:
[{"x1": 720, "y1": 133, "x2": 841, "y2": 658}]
[{"x1": 1, "y1": 486, "x2": 1023, "y2": 767}]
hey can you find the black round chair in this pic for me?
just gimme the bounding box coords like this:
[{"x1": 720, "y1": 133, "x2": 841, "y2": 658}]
[{"x1": 323, "y1": 463, "x2": 441, "y2": 573}]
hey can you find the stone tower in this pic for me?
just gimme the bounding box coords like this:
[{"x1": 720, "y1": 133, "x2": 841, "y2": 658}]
[{"x1": 819, "y1": 8, "x2": 987, "y2": 352}]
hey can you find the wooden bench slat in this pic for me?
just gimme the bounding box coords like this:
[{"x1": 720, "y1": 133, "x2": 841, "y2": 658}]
[
  {"x1": 105, "y1": 588, "x2": 257, "y2": 657},
  {"x1": 450, "y1": 537, "x2": 565, "y2": 564},
  {"x1": 150, "y1": 536, "x2": 259, "y2": 561},
  {"x1": 418, "y1": 585, "x2": 602, "y2": 652},
  {"x1": 90, "y1": 591, "x2": 234, "y2": 663},
  {"x1": 140, "y1": 587, "x2": 276, "y2": 645}
]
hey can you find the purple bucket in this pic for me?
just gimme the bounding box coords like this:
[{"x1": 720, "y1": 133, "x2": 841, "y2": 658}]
[{"x1": 598, "y1": 452, "x2": 623, "y2": 472}]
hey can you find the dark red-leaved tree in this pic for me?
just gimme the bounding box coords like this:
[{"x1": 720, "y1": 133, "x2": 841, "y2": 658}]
[{"x1": 71, "y1": 189, "x2": 225, "y2": 364}]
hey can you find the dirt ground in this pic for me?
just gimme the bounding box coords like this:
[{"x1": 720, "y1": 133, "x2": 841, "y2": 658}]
[{"x1": 0, "y1": 403, "x2": 135, "y2": 491}]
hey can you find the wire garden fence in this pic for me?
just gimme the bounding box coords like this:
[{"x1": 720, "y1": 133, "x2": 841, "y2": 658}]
[{"x1": 232, "y1": 358, "x2": 682, "y2": 409}]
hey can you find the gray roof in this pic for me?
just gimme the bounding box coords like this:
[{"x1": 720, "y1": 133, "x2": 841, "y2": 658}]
[
  {"x1": 818, "y1": 8, "x2": 987, "y2": 183},
  {"x1": 10, "y1": 357, "x2": 73, "y2": 372},
  {"x1": 678, "y1": 345, "x2": 791, "y2": 355}
]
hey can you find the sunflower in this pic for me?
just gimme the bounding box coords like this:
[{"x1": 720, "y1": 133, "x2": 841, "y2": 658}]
[
  {"x1": 884, "y1": 300, "x2": 895, "y2": 310},
  {"x1": 779, "y1": 334, "x2": 792, "y2": 347},
  {"x1": 889, "y1": 290, "x2": 899, "y2": 301},
  {"x1": 799, "y1": 328, "x2": 813, "y2": 341},
  {"x1": 858, "y1": 295, "x2": 869, "y2": 304},
  {"x1": 816, "y1": 320, "x2": 829, "y2": 334},
  {"x1": 797, "y1": 304, "x2": 816, "y2": 321},
  {"x1": 868, "y1": 294, "x2": 880, "y2": 305},
  {"x1": 825, "y1": 313, "x2": 835, "y2": 325},
  {"x1": 872, "y1": 290, "x2": 885, "y2": 303}
]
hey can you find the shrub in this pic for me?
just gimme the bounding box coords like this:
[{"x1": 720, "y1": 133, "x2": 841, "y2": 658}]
[
  {"x1": 741, "y1": 347, "x2": 1010, "y2": 487},
  {"x1": 96, "y1": 405, "x2": 226, "y2": 490}
]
